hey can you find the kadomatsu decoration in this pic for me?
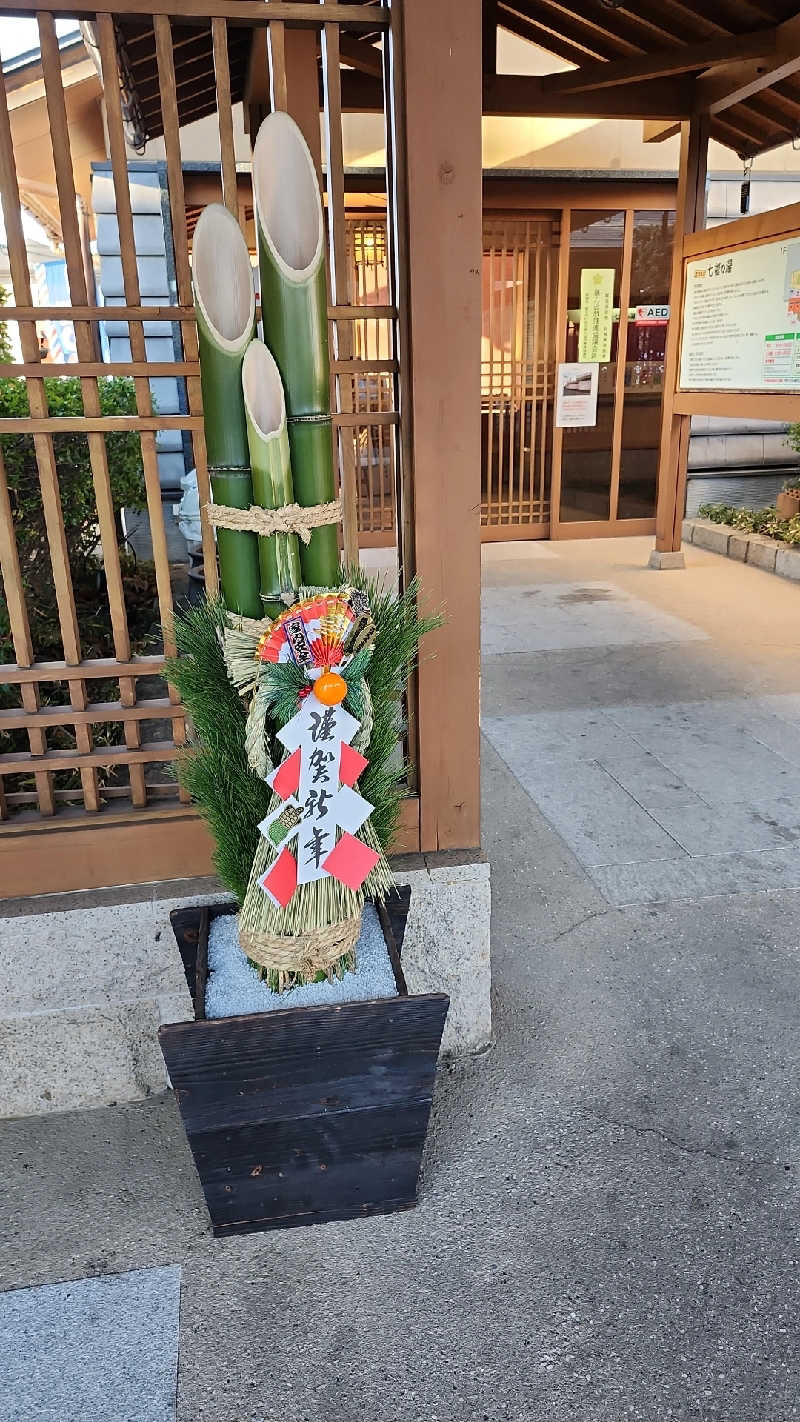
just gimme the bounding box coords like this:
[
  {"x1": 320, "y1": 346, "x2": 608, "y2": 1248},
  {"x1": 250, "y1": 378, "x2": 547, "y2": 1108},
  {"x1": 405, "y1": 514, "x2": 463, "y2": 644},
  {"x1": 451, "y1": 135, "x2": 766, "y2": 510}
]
[
  {"x1": 226, "y1": 586, "x2": 395, "y2": 989},
  {"x1": 175, "y1": 111, "x2": 438, "y2": 994}
]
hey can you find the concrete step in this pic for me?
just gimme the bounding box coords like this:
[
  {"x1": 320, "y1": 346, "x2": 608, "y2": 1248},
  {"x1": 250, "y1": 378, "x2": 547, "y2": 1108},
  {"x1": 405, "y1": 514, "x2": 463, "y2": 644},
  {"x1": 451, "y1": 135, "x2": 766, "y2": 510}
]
[{"x1": 0, "y1": 888, "x2": 221, "y2": 1119}]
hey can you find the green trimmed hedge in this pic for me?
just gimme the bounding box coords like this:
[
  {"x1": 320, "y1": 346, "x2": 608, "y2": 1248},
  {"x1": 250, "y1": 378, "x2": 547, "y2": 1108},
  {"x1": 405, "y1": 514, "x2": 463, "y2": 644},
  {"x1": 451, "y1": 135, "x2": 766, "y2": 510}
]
[{"x1": 697, "y1": 503, "x2": 800, "y2": 547}]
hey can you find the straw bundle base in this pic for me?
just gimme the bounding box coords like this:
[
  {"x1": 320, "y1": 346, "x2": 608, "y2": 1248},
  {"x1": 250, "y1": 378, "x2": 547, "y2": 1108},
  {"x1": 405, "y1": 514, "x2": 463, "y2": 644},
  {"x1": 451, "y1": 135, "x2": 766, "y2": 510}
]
[{"x1": 240, "y1": 912, "x2": 362, "y2": 992}]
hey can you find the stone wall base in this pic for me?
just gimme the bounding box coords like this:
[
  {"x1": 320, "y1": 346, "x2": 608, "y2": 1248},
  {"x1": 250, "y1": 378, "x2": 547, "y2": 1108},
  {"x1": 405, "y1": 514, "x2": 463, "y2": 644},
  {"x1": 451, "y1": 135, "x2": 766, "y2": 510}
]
[
  {"x1": 0, "y1": 856, "x2": 491, "y2": 1118},
  {"x1": 683, "y1": 518, "x2": 800, "y2": 582}
]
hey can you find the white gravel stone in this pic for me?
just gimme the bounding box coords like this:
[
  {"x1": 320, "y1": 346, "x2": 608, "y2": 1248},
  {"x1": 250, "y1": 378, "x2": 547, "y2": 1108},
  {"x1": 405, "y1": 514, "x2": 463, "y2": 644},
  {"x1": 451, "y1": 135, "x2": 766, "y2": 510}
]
[{"x1": 204, "y1": 902, "x2": 398, "y2": 1018}]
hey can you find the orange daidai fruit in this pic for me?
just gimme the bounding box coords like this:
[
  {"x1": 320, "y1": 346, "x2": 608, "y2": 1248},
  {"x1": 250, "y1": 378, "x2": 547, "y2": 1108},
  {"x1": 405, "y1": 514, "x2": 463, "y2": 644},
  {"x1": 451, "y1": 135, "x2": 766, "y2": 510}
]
[{"x1": 313, "y1": 671, "x2": 348, "y2": 706}]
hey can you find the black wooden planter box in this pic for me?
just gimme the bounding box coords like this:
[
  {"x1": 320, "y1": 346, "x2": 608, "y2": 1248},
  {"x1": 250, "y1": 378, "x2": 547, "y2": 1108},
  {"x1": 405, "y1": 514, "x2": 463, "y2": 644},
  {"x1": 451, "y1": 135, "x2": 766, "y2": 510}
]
[{"x1": 159, "y1": 891, "x2": 449, "y2": 1236}]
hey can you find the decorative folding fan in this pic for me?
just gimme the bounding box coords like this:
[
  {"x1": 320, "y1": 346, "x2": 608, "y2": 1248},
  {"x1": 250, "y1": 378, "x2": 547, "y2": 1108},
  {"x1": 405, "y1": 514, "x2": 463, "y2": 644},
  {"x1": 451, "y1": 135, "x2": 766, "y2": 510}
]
[{"x1": 256, "y1": 588, "x2": 374, "y2": 672}]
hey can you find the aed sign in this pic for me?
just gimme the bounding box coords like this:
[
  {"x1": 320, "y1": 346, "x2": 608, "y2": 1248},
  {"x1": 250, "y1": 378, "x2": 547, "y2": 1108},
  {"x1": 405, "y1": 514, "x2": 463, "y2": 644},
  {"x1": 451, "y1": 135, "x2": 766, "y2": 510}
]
[{"x1": 634, "y1": 304, "x2": 670, "y2": 325}]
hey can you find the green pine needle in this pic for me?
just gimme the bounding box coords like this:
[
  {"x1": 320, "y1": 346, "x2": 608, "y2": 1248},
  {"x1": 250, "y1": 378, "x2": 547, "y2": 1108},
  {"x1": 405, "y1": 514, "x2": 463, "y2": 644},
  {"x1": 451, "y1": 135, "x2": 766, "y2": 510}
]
[
  {"x1": 166, "y1": 598, "x2": 271, "y2": 902},
  {"x1": 167, "y1": 575, "x2": 442, "y2": 906}
]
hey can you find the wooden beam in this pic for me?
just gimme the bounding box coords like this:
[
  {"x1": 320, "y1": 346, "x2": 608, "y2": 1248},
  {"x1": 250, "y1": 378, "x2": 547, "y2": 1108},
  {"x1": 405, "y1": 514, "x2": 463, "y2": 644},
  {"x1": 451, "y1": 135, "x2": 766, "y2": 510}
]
[
  {"x1": 243, "y1": 24, "x2": 269, "y2": 138},
  {"x1": 652, "y1": 116, "x2": 709, "y2": 560},
  {"x1": 498, "y1": 8, "x2": 605, "y2": 70},
  {"x1": 693, "y1": 13, "x2": 800, "y2": 114},
  {"x1": 338, "y1": 35, "x2": 382, "y2": 78},
  {"x1": 540, "y1": 30, "x2": 778, "y2": 94},
  {"x1": 0, "y1": 810, "x2": 215, "y2": 898},
  {"x1": 500, "y1": 1, "x2": 622, "y2": 62},
  {"x1": 483, "y1": 0, "x2": 497, "y2": 77},
  {"x1": 683, "y1": 200, "x2": 800, "y2": 257},
  {"x1": 344, "y1": 64, "x2": 696, "y2": 119},
  {"x1": 483, "y1": 73, "x2": 693, "y2": 119},
  {"x1": 339, "y1": 69, "x2": 384, "y2": 111},
  {"x1": 644, "y1": 118, "x2": 681, "y2": 143},
  {"x1": 674, "y1": 391, "x2": 800, "y2": 421},
  {"x1": 0, "y1": 0, "x2": 390, "y2": 25},
  {"x1": 401, "y1": 0, "x2": 482, "y2": 852},
  {"x1": 284, "y1": 26, "x2": 322, "y2": 176},
  {"x1": 0, "y1": 794, "x2": 420, "y2": 897}
]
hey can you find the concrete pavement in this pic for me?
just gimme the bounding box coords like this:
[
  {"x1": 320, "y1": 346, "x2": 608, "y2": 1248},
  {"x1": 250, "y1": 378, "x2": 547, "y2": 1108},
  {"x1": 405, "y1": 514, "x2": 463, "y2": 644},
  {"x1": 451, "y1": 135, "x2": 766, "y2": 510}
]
[{"x1": 1, "y1": 535, "x2": 799, "y2": 1421}]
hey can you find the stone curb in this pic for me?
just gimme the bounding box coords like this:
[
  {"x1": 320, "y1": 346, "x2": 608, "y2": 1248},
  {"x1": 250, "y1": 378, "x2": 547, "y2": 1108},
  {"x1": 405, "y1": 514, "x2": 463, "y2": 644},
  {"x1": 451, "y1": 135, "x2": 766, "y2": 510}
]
[{"x1": 683, "y1": 518, "x2": 800, "y2": 583}]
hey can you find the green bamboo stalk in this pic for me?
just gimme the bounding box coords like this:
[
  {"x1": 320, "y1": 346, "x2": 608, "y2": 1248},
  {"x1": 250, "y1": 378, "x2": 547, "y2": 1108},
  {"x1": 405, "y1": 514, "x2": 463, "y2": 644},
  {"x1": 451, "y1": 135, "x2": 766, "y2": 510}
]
[
  {"x1": 192, "y1": 203, "x2": 262, "y2": 617},
  {"x1": 242, "y1": 338, "x2": 302, "y2": 616},
  {"x1": 253, "y1": 111, "x2": 340, "y2": 588}
]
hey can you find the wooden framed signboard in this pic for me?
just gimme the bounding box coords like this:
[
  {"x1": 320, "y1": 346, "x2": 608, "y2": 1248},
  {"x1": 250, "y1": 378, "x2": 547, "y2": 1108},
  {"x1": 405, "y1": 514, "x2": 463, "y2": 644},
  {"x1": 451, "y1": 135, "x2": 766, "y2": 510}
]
[{"x1": 674, "y1": 202, "x2": 800, "y2": 422}]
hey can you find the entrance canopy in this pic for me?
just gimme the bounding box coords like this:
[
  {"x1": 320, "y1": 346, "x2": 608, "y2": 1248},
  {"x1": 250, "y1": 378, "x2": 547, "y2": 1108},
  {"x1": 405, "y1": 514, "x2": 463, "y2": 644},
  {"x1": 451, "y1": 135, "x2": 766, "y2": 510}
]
[
  {"x1": 104, "y1": 0, "x2": 800, "y2": 159},
  {"x1": 490, "y1": 0, "x2": 800, "y2": 160}
]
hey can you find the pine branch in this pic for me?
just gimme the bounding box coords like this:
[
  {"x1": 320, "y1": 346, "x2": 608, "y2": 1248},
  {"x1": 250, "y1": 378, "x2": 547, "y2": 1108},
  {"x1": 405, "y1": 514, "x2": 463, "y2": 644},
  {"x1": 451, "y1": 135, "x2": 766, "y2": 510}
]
[{"x1": 167, "y1": 598, "x2": 271, "y2": 902}]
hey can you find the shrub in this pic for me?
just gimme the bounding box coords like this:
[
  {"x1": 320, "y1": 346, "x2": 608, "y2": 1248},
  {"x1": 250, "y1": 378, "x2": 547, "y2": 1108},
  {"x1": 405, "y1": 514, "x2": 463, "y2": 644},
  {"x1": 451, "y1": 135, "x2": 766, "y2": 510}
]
[
  {"x1": 0, "y1": 375, "x2": 149, "y2": 663},
  {"x1": 0, "y1": 285, "x2": 13, "y2": 364},
  {"x1": 696, "y1": 502, "x2": 800, "y2": 546}
]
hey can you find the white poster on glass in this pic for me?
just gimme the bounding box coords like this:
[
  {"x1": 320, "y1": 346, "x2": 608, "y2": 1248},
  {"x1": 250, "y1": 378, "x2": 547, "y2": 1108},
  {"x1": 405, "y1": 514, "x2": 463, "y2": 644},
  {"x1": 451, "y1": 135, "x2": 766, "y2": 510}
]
[{"x1": 555, "y1": 362, "x2": 599, "y2": 428}]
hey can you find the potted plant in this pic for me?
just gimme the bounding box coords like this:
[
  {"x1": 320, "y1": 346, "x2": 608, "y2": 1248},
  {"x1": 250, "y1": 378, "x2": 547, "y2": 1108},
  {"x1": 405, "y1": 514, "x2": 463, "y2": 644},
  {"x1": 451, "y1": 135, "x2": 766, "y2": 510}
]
[
  {"x1": 159, "y1": 113, "x2": 447, "y2": 1236},
  {"x1": 776, "y1": 477, "x2": 800, "y2": 520}
]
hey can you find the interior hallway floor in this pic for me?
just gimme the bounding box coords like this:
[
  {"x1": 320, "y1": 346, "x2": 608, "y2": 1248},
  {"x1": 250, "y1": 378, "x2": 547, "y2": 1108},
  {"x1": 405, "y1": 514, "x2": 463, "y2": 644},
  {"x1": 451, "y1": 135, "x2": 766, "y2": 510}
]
[{"x1": 2, "y1": 536, "x2": 799, "y2": 1421}]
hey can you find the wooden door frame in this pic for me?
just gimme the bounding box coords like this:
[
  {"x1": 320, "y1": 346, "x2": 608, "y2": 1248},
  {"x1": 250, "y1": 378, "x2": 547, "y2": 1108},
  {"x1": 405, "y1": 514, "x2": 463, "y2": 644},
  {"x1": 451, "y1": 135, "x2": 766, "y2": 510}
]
[{"x1": 526, "y1": 184, "x2": 679, "y2": 541}]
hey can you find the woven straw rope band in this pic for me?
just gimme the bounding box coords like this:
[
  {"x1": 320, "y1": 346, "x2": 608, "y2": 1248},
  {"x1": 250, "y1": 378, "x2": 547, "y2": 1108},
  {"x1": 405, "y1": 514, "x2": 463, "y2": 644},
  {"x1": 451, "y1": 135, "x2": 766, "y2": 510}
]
[
  {"x1": 239, "y1": 914, "x2": 361, "y2": 977},
  {"x1": 206, "y1": 499, "x2": 342, "y2": 545}
]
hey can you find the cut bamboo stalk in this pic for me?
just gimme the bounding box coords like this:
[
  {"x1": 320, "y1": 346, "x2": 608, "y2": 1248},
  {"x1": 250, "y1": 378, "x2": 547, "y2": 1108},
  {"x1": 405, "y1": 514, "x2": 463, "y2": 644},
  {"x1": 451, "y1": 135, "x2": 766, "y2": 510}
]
[
  {"x1": 192, "y1": 203, "x2": 262, "y2": 616},
  {"x1": 242, "y1": 338, "x2": 302, "y2": 614},
  {"x1": 253, "y1": 111, "x2": 339, "y2": 588}
]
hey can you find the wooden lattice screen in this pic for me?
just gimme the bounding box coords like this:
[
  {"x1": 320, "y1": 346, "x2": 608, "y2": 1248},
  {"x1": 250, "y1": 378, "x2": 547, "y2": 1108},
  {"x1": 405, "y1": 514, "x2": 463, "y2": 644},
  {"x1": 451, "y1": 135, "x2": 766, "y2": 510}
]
[
  {"x1": 481, "y1": 215, "x2": 559, "y2": 536},
  {"x1": 0, "y1": 0, "x2": 414, "y2": 894},
  {"x1": 345, "y1": 214, "x2": 395, "y2": 542}
]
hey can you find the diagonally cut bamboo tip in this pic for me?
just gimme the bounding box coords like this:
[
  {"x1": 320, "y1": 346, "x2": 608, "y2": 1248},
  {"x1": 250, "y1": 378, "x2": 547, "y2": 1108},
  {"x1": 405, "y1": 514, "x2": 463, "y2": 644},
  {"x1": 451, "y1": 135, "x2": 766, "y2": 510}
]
[
  {"x1": 242, "y1": 338, "x2": 286, "y2": 438},
  {"x1": 193, "y1": 203, "x2": 255, "y2": 348},
  {"x1": 253, "y1": 111, "x2": 323, "y2": 278}
]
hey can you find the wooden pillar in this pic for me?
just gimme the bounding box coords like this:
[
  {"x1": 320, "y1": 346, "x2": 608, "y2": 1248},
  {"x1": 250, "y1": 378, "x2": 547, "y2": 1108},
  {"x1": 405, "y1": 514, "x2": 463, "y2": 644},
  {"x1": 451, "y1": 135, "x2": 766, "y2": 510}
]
[
  {"x1": 246, "y1": 22, "x2": 321, "y2": 179},
  {"x1": 651, "y1": 115, "x2": 709, "y2": 566},
  {"x1": 244, "y1": 27, "x2": 269, "y2": 142},
  {"x1": 284, "y1": 28, "x2": 322, "y2": 177},
  {"x1": 401, "y1": 0, "x2": 482, "y2": 851},
  {"x1": 483, "y1": 0, "x2": 497, "y2": 76}
]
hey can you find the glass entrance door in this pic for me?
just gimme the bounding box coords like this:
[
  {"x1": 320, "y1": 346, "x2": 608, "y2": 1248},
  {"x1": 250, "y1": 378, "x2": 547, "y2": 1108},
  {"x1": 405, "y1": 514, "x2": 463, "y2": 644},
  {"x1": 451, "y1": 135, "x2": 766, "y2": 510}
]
[{"x1": 552, "y1": 206, "x2": 675, "y2": 536}]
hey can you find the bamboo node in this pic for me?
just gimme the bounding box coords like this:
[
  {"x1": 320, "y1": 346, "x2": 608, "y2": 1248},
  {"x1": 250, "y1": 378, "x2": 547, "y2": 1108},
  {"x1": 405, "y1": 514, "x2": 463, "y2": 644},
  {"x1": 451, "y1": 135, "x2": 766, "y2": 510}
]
[{"x1": 206, "y1": 499, "x2": 342, "y2": 545}]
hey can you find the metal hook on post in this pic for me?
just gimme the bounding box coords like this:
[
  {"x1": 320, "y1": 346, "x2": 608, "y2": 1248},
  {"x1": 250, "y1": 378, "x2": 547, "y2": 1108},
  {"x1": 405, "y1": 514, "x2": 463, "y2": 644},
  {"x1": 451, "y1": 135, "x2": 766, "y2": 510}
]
[{"x1": 740, "y1": 156, "x2": 753, "y2": 215}]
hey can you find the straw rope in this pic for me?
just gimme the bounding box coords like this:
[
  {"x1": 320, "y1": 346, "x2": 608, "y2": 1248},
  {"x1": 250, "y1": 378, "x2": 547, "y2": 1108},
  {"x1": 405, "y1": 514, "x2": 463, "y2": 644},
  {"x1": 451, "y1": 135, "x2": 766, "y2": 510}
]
[
  {"x1": 206, "y1": 499, "x2": 342, "y2": 544},
  {"x1": 239, "y1": 912, "x2": 361, "y2": 984}
]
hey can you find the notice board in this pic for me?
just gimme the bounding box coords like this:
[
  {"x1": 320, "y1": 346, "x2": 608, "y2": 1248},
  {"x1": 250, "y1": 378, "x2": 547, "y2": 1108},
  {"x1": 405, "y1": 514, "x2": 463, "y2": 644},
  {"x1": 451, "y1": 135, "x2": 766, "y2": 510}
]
[{"x1": 679, "y1": 234, "x2": 800, "y2": 393}]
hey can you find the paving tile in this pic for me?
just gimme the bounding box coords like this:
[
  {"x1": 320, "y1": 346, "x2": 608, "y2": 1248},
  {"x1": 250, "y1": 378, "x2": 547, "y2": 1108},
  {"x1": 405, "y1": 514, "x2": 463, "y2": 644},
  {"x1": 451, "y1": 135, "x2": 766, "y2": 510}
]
[
  {"x1": 481, "y1": 581, "x2": 707, "y2": 656},
  {"x1": 597, "y1": 749, "x2": 696, "y2": 799},
  {"x1": 0, "y1": 1266, "x2": 180, "y2": 1422},
  {"x1": 641, "y1": 791, "x2": 800, "y2": 857},
  {"x1": 482, "y1": 709, "x2": 637, "y2": 763},
  {"x1": 592, "y1": 846, "x2": 800, "y2": 906},
  {"x1": 487, "y1": 694, "x2": 800, "y2": 906},
  {"x1": 482, "y1": 727, "x2": 687, "y2": 869},
  {"x1": 762, "y1": 693, "x2": 800, "y2": 726},
  {"x1": 607, "y1": 705, "x2": 800, "y2": 804},
  {"x1": 729, "y1": 791, "x2": 800, "y2": 841},
  {"x1": 731, "y1": 701, "x2": 800, "y2": 766}
]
